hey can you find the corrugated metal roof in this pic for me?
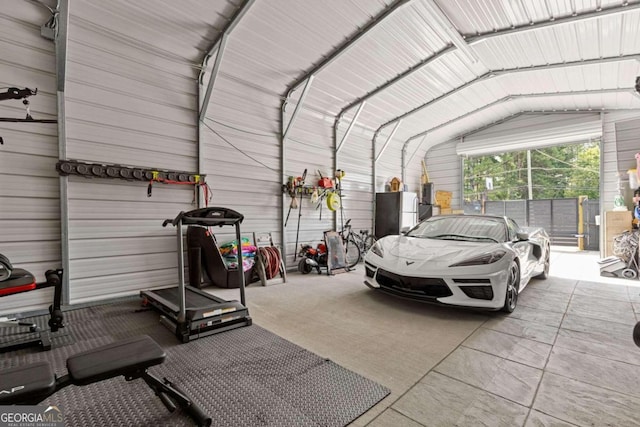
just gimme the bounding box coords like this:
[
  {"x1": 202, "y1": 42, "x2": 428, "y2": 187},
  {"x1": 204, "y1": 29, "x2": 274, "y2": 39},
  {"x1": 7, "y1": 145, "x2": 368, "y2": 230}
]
[
  {"x1": 190, "y1": 0, "x2": 640, "y2": 153},
  {"x1": 277, "y1": 0, "x2": 640, "y2": 151}
]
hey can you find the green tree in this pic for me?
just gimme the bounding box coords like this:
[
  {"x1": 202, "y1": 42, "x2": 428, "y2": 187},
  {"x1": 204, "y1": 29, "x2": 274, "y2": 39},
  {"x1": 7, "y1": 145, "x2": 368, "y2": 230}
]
[
  {"x1": 565, "y1": 143, "x2": 600, "y2": 199},
  {"x1": 463, "y1": 140, "x2": 600, "y2": 201}
]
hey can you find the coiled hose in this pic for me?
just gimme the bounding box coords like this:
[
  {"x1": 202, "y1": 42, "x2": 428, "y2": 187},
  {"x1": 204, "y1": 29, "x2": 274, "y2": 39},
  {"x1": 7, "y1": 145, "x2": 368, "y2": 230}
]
[{"x1": 258, "y1": 247, "x2": 281, "y2": 280}]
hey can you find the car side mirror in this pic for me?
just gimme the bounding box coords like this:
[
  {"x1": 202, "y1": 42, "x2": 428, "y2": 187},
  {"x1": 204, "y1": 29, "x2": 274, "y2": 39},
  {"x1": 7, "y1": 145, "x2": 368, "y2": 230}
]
[
  {"x1": 401, "y1": 226, "x2": 410, "y2": 235},
  {"x1": 516, "y1": 231, "x2": 529, "y2": 241}
]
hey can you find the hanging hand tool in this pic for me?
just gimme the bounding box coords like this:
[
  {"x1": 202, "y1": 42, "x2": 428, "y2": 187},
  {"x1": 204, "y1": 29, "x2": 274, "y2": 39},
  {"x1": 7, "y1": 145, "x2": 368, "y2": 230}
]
[
  {"x1": 293, "y1": 169, "x2": 307, "y2": 261},
  {"x1": 284, "y1": 176, "x2": 296, "y2": 226}
]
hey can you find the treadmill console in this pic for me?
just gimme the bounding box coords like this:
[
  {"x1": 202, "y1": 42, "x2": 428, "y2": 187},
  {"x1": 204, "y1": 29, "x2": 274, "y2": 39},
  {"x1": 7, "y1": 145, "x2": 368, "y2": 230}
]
[{"x1": 163, "y1": 207, "x2": 244, "y2": 228}]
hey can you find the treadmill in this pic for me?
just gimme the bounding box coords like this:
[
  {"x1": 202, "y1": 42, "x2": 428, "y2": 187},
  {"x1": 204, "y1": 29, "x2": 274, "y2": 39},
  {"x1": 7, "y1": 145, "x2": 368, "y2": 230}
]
[{"x1": 140, "y1": 207, "x2": 252, "y2": 343}]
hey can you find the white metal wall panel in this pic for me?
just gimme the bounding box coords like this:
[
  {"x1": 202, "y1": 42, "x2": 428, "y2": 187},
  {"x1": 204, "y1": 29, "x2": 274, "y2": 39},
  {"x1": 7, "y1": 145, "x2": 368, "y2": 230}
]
[
  {"x1": 67, "y1": 179, "x2": 194, "y2": 303},
  {"x1": 198, "y1": 0, "x2": 397, "y2": 269},
  {"x1": 281, "y1": 110, "x2": 335, "y2": 267},
  {"x1": 403, "y1": 137, "x2": 429, "y2": 200},
  {"x1": 614, "y1": 118, "x2": 640, "y2": 173},
  {"x1": 425, "y1": 141, "x2": 461, "y2": 210},
  {"x1": 458, "y1": 113, "x2": 602, "y2": 155},
  {"x1": 64, "y1": 1, "x2": 201, "y2": 303},
  {"x1": 199, "y1": 78, "x2": 282, "y2": 238},
  {"x1": 375, "y1": 125, "x2": 404, "y2": 192},
  {"x1": 0, "y1": 3, "x2": 59, "y2": 315},
  {"x1": 337, "y1": 127, "x2": 375, "y2": 237},
  {"x1": 601, "y1": 111, "x2": 640, "y2": 211}
]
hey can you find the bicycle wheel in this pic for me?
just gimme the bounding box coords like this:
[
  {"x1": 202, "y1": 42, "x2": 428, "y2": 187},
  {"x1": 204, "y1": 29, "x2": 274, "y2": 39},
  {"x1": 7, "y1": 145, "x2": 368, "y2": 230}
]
[
  {"x1": 344, "y1": 237, "x2": 361, "y2": 268},
  {"x1": 363, "y1": 235, "x2": 376, "y2": 253}
]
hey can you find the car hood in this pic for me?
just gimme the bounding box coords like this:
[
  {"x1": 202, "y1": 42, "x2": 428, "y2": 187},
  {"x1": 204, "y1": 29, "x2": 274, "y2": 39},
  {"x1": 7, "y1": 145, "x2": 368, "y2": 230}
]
[{"x1": 375, "y1": 235, "x2": 506, "y2": 269}]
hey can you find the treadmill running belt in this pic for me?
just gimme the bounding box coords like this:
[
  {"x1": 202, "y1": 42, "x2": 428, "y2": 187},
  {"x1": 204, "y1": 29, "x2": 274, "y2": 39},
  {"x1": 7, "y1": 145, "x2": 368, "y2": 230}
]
[{"x1": 152, "y1": 287, "x2": 222, "y2": 309}]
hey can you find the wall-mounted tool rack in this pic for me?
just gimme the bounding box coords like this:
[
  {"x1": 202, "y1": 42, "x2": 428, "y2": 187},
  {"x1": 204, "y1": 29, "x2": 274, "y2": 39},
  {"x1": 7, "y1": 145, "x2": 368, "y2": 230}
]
[
  {"x1": 55, "y1": 160, "x2": 208, "y2": 199},
  {"x1": 56, "y1": 160, "x2": 202, "y2": 183}
]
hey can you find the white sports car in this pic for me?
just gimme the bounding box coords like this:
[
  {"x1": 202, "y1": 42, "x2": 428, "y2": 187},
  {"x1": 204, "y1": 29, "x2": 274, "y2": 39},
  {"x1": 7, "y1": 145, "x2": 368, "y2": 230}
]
[{"x1": 363, "y1": 214, "x2": 550, "y2": 312}]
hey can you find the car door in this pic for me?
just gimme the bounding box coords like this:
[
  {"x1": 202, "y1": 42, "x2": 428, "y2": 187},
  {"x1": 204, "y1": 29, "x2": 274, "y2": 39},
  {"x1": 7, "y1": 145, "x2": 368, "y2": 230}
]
[{"x1": 506, "y1": 219, "x2": 534, "y2": 284}]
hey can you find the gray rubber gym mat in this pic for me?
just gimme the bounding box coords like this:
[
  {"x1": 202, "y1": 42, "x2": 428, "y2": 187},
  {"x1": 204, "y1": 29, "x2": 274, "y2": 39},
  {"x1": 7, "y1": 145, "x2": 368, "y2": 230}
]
[{"x1": 1, "y1": 300, "x2": 389, "y2": 426}]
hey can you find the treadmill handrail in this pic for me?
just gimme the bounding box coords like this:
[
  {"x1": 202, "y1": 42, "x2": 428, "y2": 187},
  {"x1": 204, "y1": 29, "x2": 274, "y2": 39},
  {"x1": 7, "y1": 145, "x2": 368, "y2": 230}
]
[{"x1": 163, "y1": 207, "x2": 244, "y2": 228}]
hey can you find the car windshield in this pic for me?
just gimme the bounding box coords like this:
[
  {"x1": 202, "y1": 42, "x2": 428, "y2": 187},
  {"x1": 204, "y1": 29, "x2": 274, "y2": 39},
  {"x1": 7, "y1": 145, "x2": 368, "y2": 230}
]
[{"x1": 405, "y1": 216, "x2": 506, "y2": 243}]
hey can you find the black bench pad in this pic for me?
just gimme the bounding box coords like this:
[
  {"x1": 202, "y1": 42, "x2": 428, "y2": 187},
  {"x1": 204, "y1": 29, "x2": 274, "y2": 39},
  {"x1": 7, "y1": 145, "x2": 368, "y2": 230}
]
[
  {"x1": 67, "y1": 335, "x2": 166, "y2": 386},
  {"x1": 0, "y1": 361, "x2": 55, "y2": 405}
]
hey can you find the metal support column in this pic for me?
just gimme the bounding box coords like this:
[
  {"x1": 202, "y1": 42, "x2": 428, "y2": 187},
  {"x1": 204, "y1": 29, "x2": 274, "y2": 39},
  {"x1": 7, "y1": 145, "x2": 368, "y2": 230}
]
[
  {"x1": 401, "y1": 143, "x2": 408, "y2": 184},
  {"x1": 578, "y1": 195, "x2": 587, "y2": 251},
  {"x1": 176, "y1": 221, "x2": 186, "y2": 324},
  {"x1": 55, "y1": 0, "x2": 70, "y2": 304},
  {"x1": 372, "y1": 130, "x2": 380, "y2": 235},
  {"x1": 280, "y1": 103, "x2": 288, "y2": 268},
  {"x1": 527, "y1": 150, "x2": 533, "y2": 200},
  {"x1": 197, "y1": 0, "x2": 255, "y2": 206}
]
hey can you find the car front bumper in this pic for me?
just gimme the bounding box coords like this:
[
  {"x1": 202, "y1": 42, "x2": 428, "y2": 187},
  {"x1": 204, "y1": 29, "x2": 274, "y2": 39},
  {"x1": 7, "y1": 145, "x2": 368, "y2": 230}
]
[{"x1": 363, "y1": 258, "x2": 511, "y2": 310}]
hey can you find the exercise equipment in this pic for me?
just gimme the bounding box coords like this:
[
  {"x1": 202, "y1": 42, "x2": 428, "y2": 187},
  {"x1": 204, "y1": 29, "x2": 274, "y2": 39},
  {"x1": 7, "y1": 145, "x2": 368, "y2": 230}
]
[
  {"x1": 140, "y1": 207, "x2": 252, "y2": 343},
  {"x1": 186, "y1": 227, "x2": 254, "y2": 289},
  {"x1": 0, "y1": 87, "x2": 57, "y2": 125},
  {"x1": 0, "y1": 254, "x2": 64, "y2": 353},
  {"x1": 0, "y1": 334, "x2": 211, "y2": 426}
]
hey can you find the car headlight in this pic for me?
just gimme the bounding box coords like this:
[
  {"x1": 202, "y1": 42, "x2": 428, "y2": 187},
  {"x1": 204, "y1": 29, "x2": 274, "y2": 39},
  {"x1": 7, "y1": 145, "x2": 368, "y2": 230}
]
[
  {"x1": 370, "y1": 241, "x2": 384, "y2": 258},
  {"x1": 449, "y1": 250, "x2": 506, "y2": 267}
]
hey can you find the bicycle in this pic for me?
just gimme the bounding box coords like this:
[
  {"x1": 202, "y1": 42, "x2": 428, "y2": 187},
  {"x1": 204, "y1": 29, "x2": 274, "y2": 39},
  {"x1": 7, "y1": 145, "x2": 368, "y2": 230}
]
[
  {"x1": 339, "y1": 219, "x2": 376, "y2": 268},
  {"x1": 339, "y1": 219, "x2": 360, "y2": 269},
  {"x1": 355, "y1": 229, "x2": 376, "y2": 254}
]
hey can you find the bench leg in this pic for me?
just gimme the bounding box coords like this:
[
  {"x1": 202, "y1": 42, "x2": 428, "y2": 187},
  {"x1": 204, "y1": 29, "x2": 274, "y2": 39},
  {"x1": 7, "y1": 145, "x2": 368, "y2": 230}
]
[{"x1": 141, "y1": 371, "x2": 211, "y2": 427}]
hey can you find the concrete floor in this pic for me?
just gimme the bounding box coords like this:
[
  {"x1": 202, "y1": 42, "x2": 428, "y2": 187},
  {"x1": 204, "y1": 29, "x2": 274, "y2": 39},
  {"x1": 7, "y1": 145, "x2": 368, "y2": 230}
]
[{"x1": 213, "y1": 248, "x2": 640, "y2": 426}]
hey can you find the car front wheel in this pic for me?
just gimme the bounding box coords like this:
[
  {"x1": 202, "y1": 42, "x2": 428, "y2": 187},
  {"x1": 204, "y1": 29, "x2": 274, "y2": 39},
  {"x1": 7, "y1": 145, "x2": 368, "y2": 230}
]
[{"x1": 502, "y1": 261, "x2": 520, "y2": 313}]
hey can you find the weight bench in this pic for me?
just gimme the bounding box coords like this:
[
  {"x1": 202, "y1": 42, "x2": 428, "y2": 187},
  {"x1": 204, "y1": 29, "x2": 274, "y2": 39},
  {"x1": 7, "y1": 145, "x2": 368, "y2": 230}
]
[
  {"x1": 0, "y1": 253, "x2": 64, "y2": 353},
  {"x1": 0, "y1": 334, "x2": 211, "y2": 427}
]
